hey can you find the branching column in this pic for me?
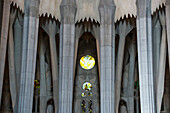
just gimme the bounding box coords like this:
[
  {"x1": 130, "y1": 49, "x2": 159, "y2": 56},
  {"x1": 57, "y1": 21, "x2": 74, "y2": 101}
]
[
  {"x1": 39, "y1": 33, "x2": 47, "y2": 113},
  {"x1": 8, "y1": 9, "x2": 17, "y2": 111},
  {"x1": 18, "y1": 0, "x2": 39, "y2": 113},
  {"x1": 127, "y1": 35, "x2": 136, "y2": 113},
  {"x1": 0, "y1": 0, "x2": 10, "y2": 105},
  {"x1": 14, "y1": 12, "x2": 23, "y2": 90},
  {"x1": 136, "y1": 0, "x2": 156, "y2": 113},
  {"x1": 42, "y1": 20, "x2": 59, "y2": 113},
  {"x1": 152, "y1": 13, "x2": 161, "y2": 89},
  {"x1": 115, "y1": 21, "x2": 133, "y2": 113},
  {"x1": 99, "y1": 0, "x2": 116, "y2": 113},
  {"x1": 59, "y1": 0, "x2": 76, "y2": 112},
  {"x1": 156, "y1": 11, "x2": 167, "y2": 113}
]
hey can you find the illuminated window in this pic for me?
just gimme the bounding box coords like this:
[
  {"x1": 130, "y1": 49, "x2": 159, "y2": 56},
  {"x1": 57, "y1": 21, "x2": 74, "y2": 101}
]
[
  {"x1": 82, "y1": 92, "x2": 86, "y2": 97},
  {"x1": 82, "y1": 100, "x2": 86, "y2": 113},
  {"x1": 80, "y1": 55, "x2": 95, "y2": 70},
  {"x1": 88, "y1": 100, "x2": 92, "y2": 113},
  {"x1": 88, "y1": 92, "x2": 92, "y2": 97},
  {"x1": 83, "y1": 82, "x2": 92, "y2": 91}
]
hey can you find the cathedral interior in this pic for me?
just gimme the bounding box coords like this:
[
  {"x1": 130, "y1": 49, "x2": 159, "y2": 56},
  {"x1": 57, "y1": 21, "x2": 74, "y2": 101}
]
[{"x1": 0, "y1": 0, "x2": 170, "y2": 113}]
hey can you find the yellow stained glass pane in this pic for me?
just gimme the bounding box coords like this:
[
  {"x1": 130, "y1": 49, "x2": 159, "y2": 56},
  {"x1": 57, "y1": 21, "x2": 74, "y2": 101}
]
[
  {"x1": 80, "y1": 55, "x2": 95, "y2": 70},
  {"x1": 88, "y1": 92, "x2": 92, "y2": 96},
  {"x1": 82, "y1": 92, "x2": 86, "y2": 97},
  {"x1": 83, "y1": 82, "x2": 92, "y2": 91}
]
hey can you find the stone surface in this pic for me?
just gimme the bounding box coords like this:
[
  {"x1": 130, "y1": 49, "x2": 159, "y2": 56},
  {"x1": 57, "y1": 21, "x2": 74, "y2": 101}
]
[
  {"x1": 115, "y1": 21, "x2": 133, "y2": 113},
  {"x1": 17, "y1": 0, "x2": 39, "y2": 113},
  {"x1": 156, "y1": 11, "x2": 167, "y2": 113},
  {"x1": 166, "y1": 0, "x2": 170, "y2": 71},
  {"x1": 42, "y1": 19, "x2": 59, "y2": 113},
  {"x1": 8, "y1": 8, "x2": 17, "y2": 111},
  {"x1": 0, "y1": 0, "x2": 10, "y2": 106},
  {"x1": 99, "y1": 0, "x2": 116, "y2": 113},
  {"x1": 59, "y1": 0, "x2": 76, "y2": 112},
  {"x1": 136, "y1": 0, "x2": 156, "y2": 113}
]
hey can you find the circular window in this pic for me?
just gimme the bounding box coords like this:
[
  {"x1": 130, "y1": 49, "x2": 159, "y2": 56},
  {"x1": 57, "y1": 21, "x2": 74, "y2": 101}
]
[
  {"x1": 80, "y1": 55, "x2": 95, "y2": 70},
  {"x1": 81, "y1": 92, "x2": 86, "y2": 97},
  {"x1": 83, "y1": 82, "x2": 92, "y2": 91},
  {"x1": 88, "y1": 92, "x2": 93, "y2": 96}
]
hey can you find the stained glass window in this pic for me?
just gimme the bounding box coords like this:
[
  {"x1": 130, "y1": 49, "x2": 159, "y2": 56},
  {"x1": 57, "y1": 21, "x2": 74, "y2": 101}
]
[
  {"x1": 34, "y1": 80, "x2": 40, "y2": 89},
  {"x1": 82, "y1": 100, "x2": 86, "y2": 113},
  {"x1": 88, "y1": 100, "x2": 92, "y2": 113},
  {"x1": 80, "y1": 55, "x2": 95, "y2": 70},
  {"x1": 82, "y1": 92, "x2": 86, "y2": 97},
  {"x1": 88, "y1": 92, "x2": 92, "y2": 97},
  {"x1": 83, "y1": 82, "x2": 92, "y2": 91}
]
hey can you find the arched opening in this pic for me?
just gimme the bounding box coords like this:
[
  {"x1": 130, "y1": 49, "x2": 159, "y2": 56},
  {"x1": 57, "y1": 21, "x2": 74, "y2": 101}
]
[{"x1": 73, "y1": 32, "x2": 100, "y2": 113}]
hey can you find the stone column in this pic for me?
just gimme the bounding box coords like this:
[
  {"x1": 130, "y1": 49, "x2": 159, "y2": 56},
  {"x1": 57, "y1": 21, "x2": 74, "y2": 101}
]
[
  {"x1": 136, "y1": 0, "x2": 156, "y2": 113},
  {"x1": 99, "y1": 0, "x2": 116, "y2": 113},
  {"x1": 115, "y1": 21, "x2": 133, "y2": 113},
  {"x1": 0, "y1": 0, "x2": 10, "y2": 105},
  {"x1": 59, "y1": 0, "x2": 76, "y2": 112},
  {"x1": 0, "y1": 0, "x2": 4, "y2": 36},
  {"x1": 166, "y1": 0, "x2": 170, "y2": 70},
  {"x1": 156, "y1": 11, "x2": 167, "y2": 113},
  {"x1": 127, "y1": 35, "x2": 136, "y2": 113},
  {"x1": 152, "y1": 13, "x2": 161, "y2": 86},
  {"x1": 17, "y1": 0, "x2": 39, "y2": 113},
  {"x1": 42, "y1": 20, "x2": 59, "y2": 113},
  {"x1": 38, "y1": 32, "x2": 47, "y2": 113},
  {"x1": 14, "y1": 12, "x2": 23, "y2": 90},
  {"x1": 8, "y1": 8, "x2": 17, "y2": 111}
]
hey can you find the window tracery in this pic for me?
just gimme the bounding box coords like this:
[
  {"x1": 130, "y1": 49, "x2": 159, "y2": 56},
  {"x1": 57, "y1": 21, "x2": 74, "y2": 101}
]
[{"x1": 80, "y1": 55, "x2": 95, "y2": 70}]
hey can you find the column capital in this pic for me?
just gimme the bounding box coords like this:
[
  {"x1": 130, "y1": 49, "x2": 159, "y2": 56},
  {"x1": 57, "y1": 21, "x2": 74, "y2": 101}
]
[
  {"x1": 99, "y1": 0, "x2": 116, "y2": 25},
  {"x1": 166, "y1": 0, "x2": 170, "y2": 5},
  {"x1": 24, "y1": 0, "x2": 40, "y2": 17},
  {"x1": 60, "y1": 0, "x2": 76, "y2": 24},
  {"x1": 136, "y1": 0, "x2": 151, "y2": 18}
]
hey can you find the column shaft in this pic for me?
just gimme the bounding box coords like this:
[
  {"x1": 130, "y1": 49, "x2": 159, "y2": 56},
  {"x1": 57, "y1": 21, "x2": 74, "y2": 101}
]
[
  {"x1": 99, "y1": 1, "x2": 116, "y2": 113},
  {"x1": 156, "y1": 11, "x2": 167, "y2": 113},
  {"x1": 39, "y1": 36, "x2": 47, "y2": 113},
  {"x1": 59, "y1": 1, "x2": 76, "y2": 112},
  {"x1": 136, "y1": 0, "x2": 156, "y2": 112},
  {"x1": 18, "y1": 0, "x2": 39, "y2": 112},
  {"x1": 8, "y1": 11, "x2": 17, "y2": 110}
]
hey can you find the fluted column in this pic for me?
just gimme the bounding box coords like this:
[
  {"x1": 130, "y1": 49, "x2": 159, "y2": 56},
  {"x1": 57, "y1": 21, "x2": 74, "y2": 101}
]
[
  {"x1": 99, "y1": 0, "x2": 116, "y2": 113},
  {"x1": 166, "y1": 0, "x2": 170, "y2": 69},
  {"x1": 0, "y1": 0, "x2": 10, "y2": 105},
  {"x1": 59, "y1": 0, "x2": 76, "y2": 112},
  {"x1": 18, "y1": 0, "x2": 39, "y2": 113},
  {"x1": 136, "y1": 0, "x2": 156, "y2": 113}
]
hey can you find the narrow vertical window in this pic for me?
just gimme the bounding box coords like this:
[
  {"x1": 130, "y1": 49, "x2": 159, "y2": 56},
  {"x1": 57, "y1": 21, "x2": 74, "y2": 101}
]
[
  {"x1": 88, "y1": 100, "x2": 92, "y2": 113},
  {"x1": 82, "y1": 100, "x2": 86, "y2": 113}
]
